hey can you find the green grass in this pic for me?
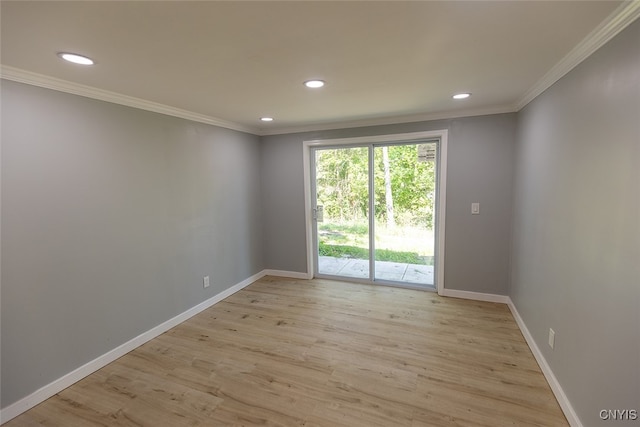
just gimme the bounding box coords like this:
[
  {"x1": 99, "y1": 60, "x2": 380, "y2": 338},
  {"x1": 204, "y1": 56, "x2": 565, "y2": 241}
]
[
  {"x1": 319, "y1": 242, "x2": 432, "y2": 265},
  {"x1": 318, "y1": 221, "x2": 434, "y2": 263},
  {"x1": 319, "y1": 223, "x2": 368, "y2": 235},
  {"x1": 319, "y1": 242, "x2": 368, "y2": 259}
]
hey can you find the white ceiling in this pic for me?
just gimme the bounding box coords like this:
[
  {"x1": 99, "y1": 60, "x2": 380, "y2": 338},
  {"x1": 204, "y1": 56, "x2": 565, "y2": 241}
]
[{"x1": 0, "y1": 1, "x2": 632, "y2": 135}]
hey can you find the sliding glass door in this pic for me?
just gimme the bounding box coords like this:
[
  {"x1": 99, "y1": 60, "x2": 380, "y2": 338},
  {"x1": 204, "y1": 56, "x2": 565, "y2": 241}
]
[
  {"x1": 312, "y1": 139, "x2": 438, "y2": 289},
  {"x1": 314, "y1": 146, "x2": 370, "y2": 279},
  {"x1": 373, "y1": 143, "x2": 436, "y2": 285}
]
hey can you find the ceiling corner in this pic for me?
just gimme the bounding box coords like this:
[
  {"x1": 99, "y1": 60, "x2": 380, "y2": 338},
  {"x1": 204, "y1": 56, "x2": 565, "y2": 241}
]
[{"x1": 515, "y1": 0, "x2": 640, "y2": 111}]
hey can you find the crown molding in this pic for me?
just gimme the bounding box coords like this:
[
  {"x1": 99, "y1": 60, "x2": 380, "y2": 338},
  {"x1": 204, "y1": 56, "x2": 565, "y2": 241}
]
[
  {"x1": 258, "y1": 104, "x2": 517, "y2": 136},
  {"x1": 4, "y1": 0, "x2": 637, "y2": 138},
  {"x1": 0, "y1": 65, "x2": 260, "y2": 135},
  {"x1": 0, "y1": 65, "x2": 515, "y2": 137},
  {"x1": 516, "y1": 0, "x2": 640, "y2": 111}
]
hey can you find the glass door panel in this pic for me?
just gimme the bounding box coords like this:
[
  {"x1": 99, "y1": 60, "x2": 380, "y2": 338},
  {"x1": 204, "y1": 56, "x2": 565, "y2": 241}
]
[
  {"x1": 315, "y1": 147, "x2": 370, "y2": 279},
  {"x1": 312, "y1": 141, "x2": 438, "y2": 289},
  {"x1": 373, "y1": 143, "x2": 436, "y2": 286}
]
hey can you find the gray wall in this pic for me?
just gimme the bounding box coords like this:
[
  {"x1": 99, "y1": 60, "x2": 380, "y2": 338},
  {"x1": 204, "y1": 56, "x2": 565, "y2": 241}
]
[
  {"x1": 1, "y1": 81, "x2": 264, "y2": 407},
  {"x1": 510, "y1": 20, "x2": 639, "y2": 426},
  {"x1": 261, "y1": 114, "x2": 517, "y2": 294},
  {"x1": 6, "y1": 20, "x2": 636, "y2": 423}
]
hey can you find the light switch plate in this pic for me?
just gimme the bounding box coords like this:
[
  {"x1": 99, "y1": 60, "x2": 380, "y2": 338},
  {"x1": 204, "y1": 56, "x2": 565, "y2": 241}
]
[{"x1": 471, "y1": 203, "x2": 480, "y2": 214}]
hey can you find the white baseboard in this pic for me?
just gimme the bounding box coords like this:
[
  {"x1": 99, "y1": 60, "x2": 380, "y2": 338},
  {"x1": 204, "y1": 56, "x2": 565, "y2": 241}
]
[
  {"x1": 262, "y1": 269, "x2": 312, "y2": 280},
  {"x1": 507, "y1": 298, "x2": 582, "y2": 427},
  {"x1": 1, "y1": 274, "x2": 580, "y2": 427},
  {"x1": 440, "y1": 290, "x2": 581, "y2": 426},
  {"x1": 439, "y1": 288, "x2": 510, "y2": 304},
  {"x1": 0, "y1": 270, "x2": 266, "y2": 425}
]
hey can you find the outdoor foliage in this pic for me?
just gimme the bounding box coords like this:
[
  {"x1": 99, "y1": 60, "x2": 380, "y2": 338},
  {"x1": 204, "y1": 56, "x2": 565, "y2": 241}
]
[
  {"x1": 316, "y1": 144, "x2": 436, "y2": 228},
  {"x1": 316, "y1": 146, "x2": 370, "y2": 222},
  {"x1": 318, "y1": 241, "x2": 431, "y2": 265}
]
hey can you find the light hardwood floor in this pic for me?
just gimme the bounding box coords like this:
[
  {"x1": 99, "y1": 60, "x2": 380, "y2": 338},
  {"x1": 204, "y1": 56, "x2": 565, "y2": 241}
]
[{"x1": 6, "y1": 276, "x2": 568, "y2": 426}]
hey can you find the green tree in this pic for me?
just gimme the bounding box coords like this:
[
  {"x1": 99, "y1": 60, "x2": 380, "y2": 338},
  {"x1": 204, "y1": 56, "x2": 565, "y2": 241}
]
[
  {"x1": 374, "y1": 144, "x2": 435, "y2": 228},
  {"x1": 316, "y1": 144, "x2": 436, "y2": 228},
  {"x1": 316, "y1": 147, "x2": 369, "y2": 222}
]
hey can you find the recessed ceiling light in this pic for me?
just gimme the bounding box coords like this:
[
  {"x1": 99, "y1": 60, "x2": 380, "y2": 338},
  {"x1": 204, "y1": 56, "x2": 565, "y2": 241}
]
[
  {"x1": 304, "y1": 80, "x2": 325, "y2": 89},
  {"x1": 260, "y1": 117, "x2": 274, "y2": 122},
  {"x1": 58, "y1": 52, "x2": 94, "y2": 65},
  {"x1": 453, "y1": 93, "x2": 471, "y2": 100}
]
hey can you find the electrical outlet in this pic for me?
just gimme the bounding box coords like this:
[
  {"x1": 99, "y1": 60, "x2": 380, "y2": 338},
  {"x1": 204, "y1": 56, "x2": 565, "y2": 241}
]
[
  {"x1": 548, "y1": 328, "x2": 555, "y2": 349},
  {"x1": 203, "y1": 276, "x2": 210, "y2": 288}
]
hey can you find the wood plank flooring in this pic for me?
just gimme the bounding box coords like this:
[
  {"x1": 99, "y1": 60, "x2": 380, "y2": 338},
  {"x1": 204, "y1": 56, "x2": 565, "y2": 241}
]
[{"x1": 5, "y1": 276, "x2": 568, "y2": 426}]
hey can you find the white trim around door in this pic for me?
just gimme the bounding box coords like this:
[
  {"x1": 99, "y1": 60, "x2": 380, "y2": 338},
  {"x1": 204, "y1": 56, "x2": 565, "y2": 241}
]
[{"x1": 302, "y1": 130, "x2": 448, "y2": 294}]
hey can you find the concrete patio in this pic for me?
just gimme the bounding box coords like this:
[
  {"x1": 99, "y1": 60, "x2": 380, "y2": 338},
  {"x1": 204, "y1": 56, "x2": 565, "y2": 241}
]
[{"x1": 318, "y1": 256, "x2": 434, "y2": 286}]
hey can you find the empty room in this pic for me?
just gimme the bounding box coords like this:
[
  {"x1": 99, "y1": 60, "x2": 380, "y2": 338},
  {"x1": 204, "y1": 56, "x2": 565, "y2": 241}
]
[{"x1": 1, "y1": 1, "x2": 638, "y2": 426}]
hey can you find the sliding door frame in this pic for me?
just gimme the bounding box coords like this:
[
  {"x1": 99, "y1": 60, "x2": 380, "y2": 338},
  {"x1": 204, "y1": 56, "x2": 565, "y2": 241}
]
[{"x1": 303, "y1": 130, "x2": 448, "y2": 294}]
